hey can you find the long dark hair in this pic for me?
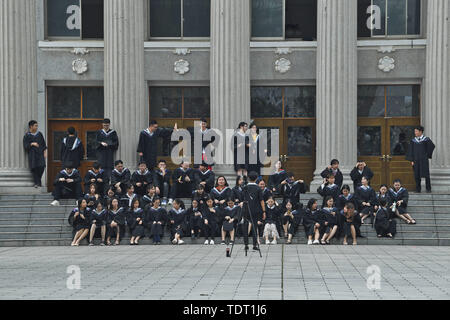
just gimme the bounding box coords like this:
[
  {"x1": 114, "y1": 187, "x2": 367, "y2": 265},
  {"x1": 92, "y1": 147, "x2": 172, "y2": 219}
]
[{"x1": 307, "y1": 198, "x2": 317, "y2": 211}]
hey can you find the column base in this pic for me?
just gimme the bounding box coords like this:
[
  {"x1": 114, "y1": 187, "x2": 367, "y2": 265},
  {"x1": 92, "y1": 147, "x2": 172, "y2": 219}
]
[
  {"x1": 428, "y1": 168, "x2": 450, "y2": 193},
  {"x1": 0, "y1": 169, "x2": 44, "y2": 194},
  {"x1": 310, "y1": 167, "x2": 355, "y2": 193}
]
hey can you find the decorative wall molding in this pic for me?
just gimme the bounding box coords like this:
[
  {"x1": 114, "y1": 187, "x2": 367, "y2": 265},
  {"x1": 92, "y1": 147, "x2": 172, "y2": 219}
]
[
  {"x1": 174, "y1": 59, "x2": 190, "y2": 75},
  {"x1": 275, "y1": 47, "x2": 292, "y2": 55},
  {"x1": 377, "y1": 46, "x2": 396, "y2": 53},
  {"x1": 72, "y1": 58, "x2": 88, "y2": 75},
  {"x1": 274, "y1": 58, "x2": 291, "y2": 74},
  {"x1": 72, "y1": 47, "x2": 90, "y2": 55},
  {"x1": 173, "y1": 48, "x2": 191, "y2": 55},
  {"x1": 378, "y1": 56, "x2": 395, "y2": 73}
]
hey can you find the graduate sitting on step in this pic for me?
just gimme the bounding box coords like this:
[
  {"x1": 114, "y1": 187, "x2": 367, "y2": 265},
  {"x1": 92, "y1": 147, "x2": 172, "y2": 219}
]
[
  {"x1": 141, "y1": 184, "x2": 158, "y2": 210},
  {"x1": 320, "y1": 159, "x2": 344, "y2": 189},
  {"x1": 145, "y1": 197, "x2": 167, "y2": 245},
  {"x1": 220, "y1": 198, "x2": 241, "y2": 245},
  {"x1": 103, "y1": 187, "x2": 117, "y2": 208},
  {"x1": 342, "y1": 202, "x2": 358, "y2": 245},
  {"x1": 258, "y1": 178, "x2": 273, "y2": 202},
  {"x1": 126, "y1": 198, "x2": 145, "y2": 245},
  {"x1": 354, "y1": 176, "x2": 377, "y2": 225},
  {"x1": 194, "y1": 162, "x2": 215, "y2": 193},
  {"x1": 84, "y1": 184, "x2": 101, "y2": 210},
  {"x1": 106, "y1": 197, "x2": 126, "y2": 246},
  {"x1": 192, "y1": 184, "x2": 208, "y2": 211},
  {"x1": 263, "y1": 197, "x2": 281, "y2": 245},
  {"x1": 187, "y1": 199, "x2": 203, "y2": 240},
  {"x1": 169, "y1": 160, "x2": 195, "y2": 204},
  {"x1": 88, "y1": 201, "x2": 107, "y2": 246},
  {"x1": 201, "y1": 196, "x2": 220, "y2": 245},
  {"x1": 168, "y1": 199, "x2": 188, "y2": 245},
  {"x1": 119, "y1": 185, "x2": 139, "y2": 210},
  {"x1": 388, "y1": 179, "x2": 416, "y2": 225},
  {"x1": 51, "y1": 165, "x2": 83, "y2": 206},
  {"x1": 374, "y1": 198, "x2": 396, "y2": 238},
  {"x1": 268, "y1": 160, "x2": 288, "y2": 196},
  {"x1": 131, "y1": 161, "x2": 154, "y2": 197},
  {"x1": 83, "y1": 162, "x2": 106, "y2": 196},
  {"x1": 110, "y1": 160, "x2": 131, "y2": 196},
  {"x1": 302, "y1": 199, "x2": 321, "y2": 245},
  {"x1": 317, "y1": 173, "x2": 340, "y2": 209},
  {"x1": 68, "y1": 198, "x2": 90, "y2": 246},
  {"x1": 286, "y1": 201, "x2": 305, "y2": 245},
  {"x1": 318, "y1": 196, "x2": 339, "y2": 245},
  {"x1": 153, "y1": 160, "x2": 171, "y2": 206},
  {"x1": 336, "y1": 185, "x2": 356, "y2": 238},
  {"x1": 210, "y1": 176, "x2": 232, "y2": 208},
  {"x1": 232, "y1": 175, "x2": 245, "y2": 203},
  {"x1": 280, "y1": 172, "x2": 306, "y2": 209},
  {"x1": 374, "y1": 184, "x2": 391, "y2": 212}
]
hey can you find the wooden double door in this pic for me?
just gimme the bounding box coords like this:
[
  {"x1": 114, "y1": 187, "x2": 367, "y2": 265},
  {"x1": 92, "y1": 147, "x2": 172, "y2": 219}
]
[
  {"x1": 254, "y1": 119, "x2": 316, "y2": 185},
  {"x1": 357, "y1": 117, "x2": 420, "y2": 190},
  {"x1": 47, "y1": 120, "x2": 103, "y2": 192}
]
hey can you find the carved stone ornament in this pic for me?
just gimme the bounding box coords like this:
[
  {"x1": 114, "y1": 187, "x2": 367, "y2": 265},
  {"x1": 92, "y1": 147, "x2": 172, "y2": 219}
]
[
  {"x1": 378, "y1": 56, "x2": 395, "y2": 73},
  {"x1": 72, "y1": 58, "x2": 88, "y2": 75},
  {"x1": 274, "y1": 58, "x2": 291, "y2": 74},
  {"x1": 173, "y1": 48, "x2": 191, "y2": 56},
  {"x1": 174, "y1": 59, "x2": 190, "y2": 75},
  {"x1": 377, "y1": 46, "x2": 396, "y2": 53},
  {"x1": 275, "y1": 47, "x2": 292, "y2": 55},
  {"x1": 72, "y1": 47, "x2": 90, "y2": 55}
]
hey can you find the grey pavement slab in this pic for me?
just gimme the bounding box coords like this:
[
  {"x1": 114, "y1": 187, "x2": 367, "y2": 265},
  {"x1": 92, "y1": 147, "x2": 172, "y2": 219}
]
[{"x1": 0, "y1": 245, "x2": 450, "y2": 300}]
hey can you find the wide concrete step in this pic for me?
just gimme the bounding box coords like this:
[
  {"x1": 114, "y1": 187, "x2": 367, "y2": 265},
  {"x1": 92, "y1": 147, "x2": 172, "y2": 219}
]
[
  {"x1": 0, "y1": 225, "x2": 72, "y2": 233},
  {"x1": 0, "y1": 218, "x2": 67, "y2": 225}
]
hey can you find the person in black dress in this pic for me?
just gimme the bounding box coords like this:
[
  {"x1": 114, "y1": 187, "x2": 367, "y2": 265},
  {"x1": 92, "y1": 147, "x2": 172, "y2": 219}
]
[
  {"x1": 96, "y1": 119, "x2": 119, "y2": 182},
  {"x1": 317, "y1": 174, "x2": 340, "y2": 209},
  {"x1": 258, "y1": 178, "x2": 273, "y2": 202},
  {"x1": 202, "y1": 196, "x2": 220, "y2": 245},
  {"x1": 318, "y1": 196, "x2": 339, "y2": 245},
  {"x1": 406, "y1": 126, "x2": 435, "y2": 193},
  {"x1": 60, "y1": 127, "x2": 84, "y2": 170},
  {"x1": 220, "y1": 198, "x2": 241, "y2": 245},
  {"x1": 170, "y1": 160, "x2": 195, "y2": 202},
  {"x1": 168, "y1": 199, "x2": 187, "y2": 245},
  {"x1": 187, "y1": 199, "x2": 203, "y2": 239},
  {"x1": 268, "y1": 160, "x2": 288, "y2": 195},
  {"x1": 194, "y1": 163, "x2": 215, "y2": 193},
  {"x1": 83, "y1": 162, "x2": 106, "y2": 195},
  {"x1": 302, "y1": 198, "x2": 321, "y2": 245},
  {"x1": 210, "y1": 176, "x2": 232, "y2": 208},
  {"x1": 127, "y1": 198, "x2": 145, "y2": 245},
  {"x1": 281, "y1": 172, "x2": 307, "y2": 209},
  {"x1": 110, "y1": 160, "x2": 131, "y2": 196},
  {"x1": 355, "y1": 176, "x2": 377, "y2": 225},
  {"x1": 51, "y1": 167, "x2": 83, "y2": 206},
  {"x1": 68, "y1": 198, "x2": 90, "y2": 246},
  {"x1": 88, "y1": 201, "x2": 107, "y2": 246},
  {"x1": 320, "y1": 159, "x2": 344, "y2": 189},
  {"x1": 131, "y1": 161, "x2": 154, "y2": 197},
  {"x1": 84, "y1": 184, "x2": 101, "y2": 210},
  {"x1": 145, "y1": 197, "x2": 167, "y2": 245},
  {"x1": 350, "y1": 161, "x2": 374, "y2": 191},
  {"x1": 374, "y1": 198, "x2": 396, "y2": 238},
  {"x1": 106, "y1": 198, "x2": 126, "y2": 245},
  {"x1": 388, "y1": 179, "x2": 416, "y2": 224},
  {"x1": 23, "y1": 120, "x2": 47, "y2": 188},
  {"x1": 263, "y1": 197, "x2": 281, "y2": 245},
  {"x1": 342, "y1": 202, "x2": 358, "y2": 245}
]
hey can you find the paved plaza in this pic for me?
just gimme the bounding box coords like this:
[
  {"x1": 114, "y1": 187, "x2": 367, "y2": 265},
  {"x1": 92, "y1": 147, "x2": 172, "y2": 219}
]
[{"x1": 0, "y1": 245, "x2": 449, "y2": 300}]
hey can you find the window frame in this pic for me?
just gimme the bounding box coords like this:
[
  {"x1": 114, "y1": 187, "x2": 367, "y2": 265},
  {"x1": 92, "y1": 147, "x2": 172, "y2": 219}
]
[
  {"x1": 148, "y1": 0, "x2": 211, "y2": 41},
  {"x1": 46, "y1": 85, "x2": 104, "y2": 121},
  {"x1": 358, "y1": 0, "x2": 423, "y2": 40},
  {"x1": 45, "y1": 0, "x2": 104, "y2": 41}
]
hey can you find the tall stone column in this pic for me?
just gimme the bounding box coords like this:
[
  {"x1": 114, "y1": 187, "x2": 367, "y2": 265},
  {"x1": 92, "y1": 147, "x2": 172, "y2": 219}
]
[
  {"x1": 425, "y1": 0, "x2": 450, "y2": 192},
  {"x1": 104, "y1": 0, "x2": 147, "y2": 170},
  {"x1": 310, "y1": 0, "x2": 358, "y2": 191},
  {"x1": 210, "y1": 0, "x2": 251, "y2": 179},
  {"x1": 0, "y1": 0, "x2": 38, "y2": 193}
]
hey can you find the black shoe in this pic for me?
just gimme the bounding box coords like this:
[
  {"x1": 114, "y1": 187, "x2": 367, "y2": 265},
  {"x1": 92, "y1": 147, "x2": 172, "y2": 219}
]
[
  {"x1": 244, "y1": 245, "x2": 249, "y2": 251},
  {"x1": 253, "y1": 246, "x2": 259, "y2": 251}
]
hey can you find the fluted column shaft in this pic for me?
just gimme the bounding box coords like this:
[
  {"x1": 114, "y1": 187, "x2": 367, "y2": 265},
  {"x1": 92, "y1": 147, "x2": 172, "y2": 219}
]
[
  {"x1": 104, "y1": 0, "x2": 147, "y2": 169},
  {"x1": 0, "y1": 0, "x2": 37, "y2": 190},
  {"x1": 312, "y1": 0, "x2": 358, "y2": 190},
  {"x1": 210, "y1": 0, "x2": 251, "y2": 171},
  {"x1": 425, "y1": 0, "x2": 450, "y2": 191}
]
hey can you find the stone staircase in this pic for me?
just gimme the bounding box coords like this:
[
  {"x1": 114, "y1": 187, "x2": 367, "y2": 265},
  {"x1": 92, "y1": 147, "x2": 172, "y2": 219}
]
[{"x1": 0, "y1": 193, "x2": 449, "y2": 247}]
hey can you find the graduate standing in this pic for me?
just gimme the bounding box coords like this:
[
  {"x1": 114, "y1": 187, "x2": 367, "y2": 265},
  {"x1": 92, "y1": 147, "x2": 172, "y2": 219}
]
[
  {"x1": 406, "y1": 126, "x2": 436, "y2": 193},
  {"x1": 96, "y1": 119, "x2": 119, "y2": 182},
  {"x1": 137, "y1": 120, "x2": 177, "y2": 170},
  {"x1": 61, "y1": 127, "x2": 84, "y2": 169},
  {"x1": 23, "y1": 120, "x2": 47, "y2": 188},
  {"x1": 320, "y1": 159, "x2": 344, "y2": 189}
]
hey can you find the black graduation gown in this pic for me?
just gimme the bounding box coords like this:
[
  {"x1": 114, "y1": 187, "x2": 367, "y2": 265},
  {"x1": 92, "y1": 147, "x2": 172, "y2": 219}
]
[
  {"x1": 61, "y1": 136, "x2": 84, "y2": 168},
  {"x1": 23, "y1": 131, "x2": 47, "y2": 169},
  {"x1": 374, "y1": 207, "x2": 397, "y2": 237},
  {"x1": 131, "y1": 169, "x2": 154, "y2": 196},
  {"x1": 202, "y1": 206, "x2": 220, "y2": 236},
  {"x1": 194, "y1": 169, "x2": 215, "y2": 193},
  {"x1": 221, "y1": 205, "x2": 241, "y2": 232},
  {"x1": 320, "y1": 168, "x2": 344, "y2": 189},
  {"x1": 106, "y1": 207, "x2": 126, "y2": 237},
  {"x1": 355, "y1": 186, "x2": 377, "y2": 214},
  {"x1": 232, "y1": 131, "x2": 248, "y2": 171},
  {"x1": 68, "y1": 208, "x2": 91, "y2": 232},
  {"x1": 90, "y1": 209, "x2": 107, "y2": 227},
  {"x1": 388, "y1": 187, "x2": 409, "y2": 215},
  {"x1": 350, "y1": 166, "x2": 374, "y2": 191},
  {"x1": 119, "y1": 193, "x2": 139, "y2": 210},
  {"x1": 110, "y1": 168, "x2": 131, "y2": 191},
  {"x1": 83, "y1": 193, "x2": 100, "y2": 210},
  {"x1": 96, "y1": 129, "x2": 119, "y2": 169},
  {"x1": 171, "y1": 167, "x2": 195, "y2": 198},
  {"x1": 264, "y1": 205, "x2": 282, "y2": 235},
  {"x1": 241, "y1": 183, "x2": 264, "y2": 222},
  {"x1": 186, "y1": 206, "x2": 203, "y2": 230},
  {"x1": 126, "y1": 208, "x2": 145, "y2": 237},
  {"x1": 247, "y1": 134, "x2": 262, "y2": 175},
  {"x1": 137, "y1": 128, "x2": 172, "y2": 169},
  {"x1": 192, "y1": 190, "x2": 208, "y2": 210},
  {"x1": 210, "y1": 187, "x2": 233, "y2": 208},
  {"x1": 406, "y1": 136, "x2": 435, "y2": 178},
  {"x1": 261, "y1": 188, "x2": 273, "y2": 202},
  {"x1": 232, "y1": 186, "x2": 244, "y2": 203},
  {"x1": 282, "y1": 181, "x2": 307, "y2": 208},
  {"x1": 168, "y1": 208, "x2": 187, "y2": 236},
  {"x1": 302, "y1": 209, "x2": 320, "y2": 236},
  {"x1": 317, "y1": 183, "x2": 340, "y2": 208},
  {"x1": 319, "y1": 208, "x2": 338, "y2": 233},
  {"x1": 268, "y1": 170, "x2": 288, "y2": 193},
  {"x1": 53, "y1": 169, "x2": 82, "y2": 198},
  {"x1": 83, "y1": 169, "x2": 106, "y2": 195},
  {"x1": 145, "y1": 206, "x2": 167, "y2": 237},
  {"x1": 336, "y1": 194, "x2": 356, "y2": 212},
  {"x1": 153, "y1": 169, "x2": 171, "y2": 189},
  {"x1": 141, "y1": 194, "x2": 156, "y2": 210}
]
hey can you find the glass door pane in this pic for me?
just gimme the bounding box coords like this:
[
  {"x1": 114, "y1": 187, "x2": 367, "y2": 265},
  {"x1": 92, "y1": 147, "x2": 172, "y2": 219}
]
[{"x1": 251, "y1": 0, "x2": 283, "y2": 38}]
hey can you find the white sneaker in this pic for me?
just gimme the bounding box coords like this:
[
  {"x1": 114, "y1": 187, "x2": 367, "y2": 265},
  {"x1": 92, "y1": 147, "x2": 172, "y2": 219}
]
[
  {"x1": 265, "y1": 239, "x2": 270, "y2": 245},
  {"x1": 50, "y1": 200, "x2": 60, "y2": 206},
  {"x1": 204, "y1": 240, "x2": 209, "y2": 245},
  {"x1": 209, "y1": 240, "x2": 215, "y2": 245},
  {"x1": 307, "y1": 240, "x2": 313, "y2": 245},
  {"x1": 271, "y1": 239, "x2": 277, "y2": 245},
  {"x1": 168, "y1": 199, "x2": 173, "y2": 205},
  {"x1": 172, "y1": 238, "x2": 178, "y2": 244},
  {"x1": 313, "y1": 240, "x2": 320, "y2": 245},
  {"x1": 178, "y1": 240, "x2": 185, "y2": 245}
]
